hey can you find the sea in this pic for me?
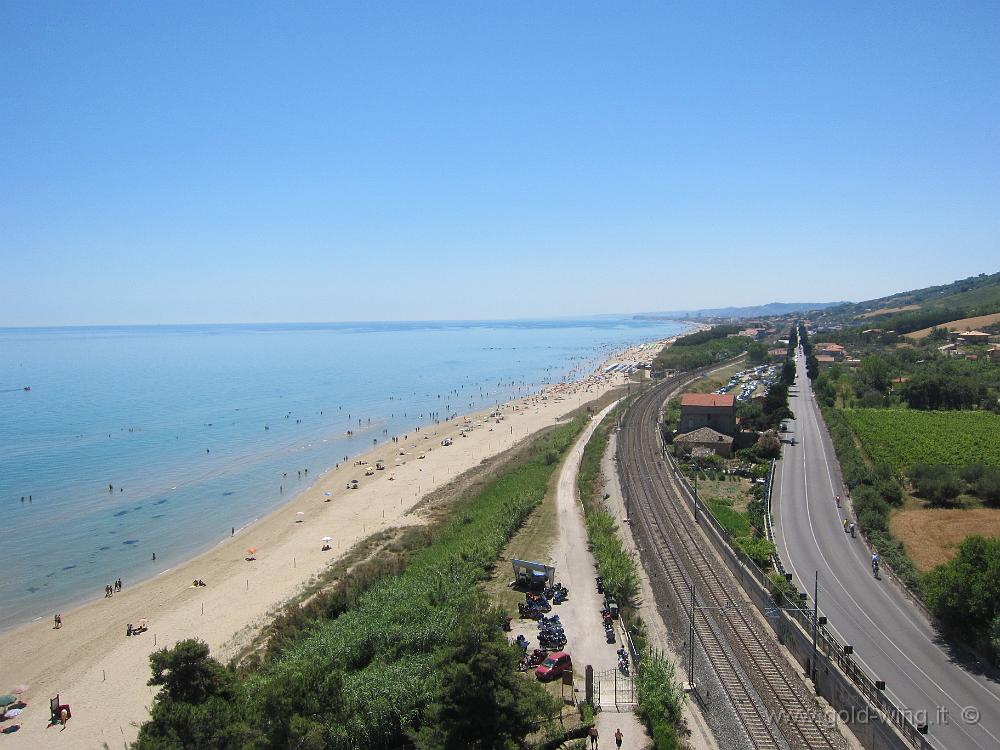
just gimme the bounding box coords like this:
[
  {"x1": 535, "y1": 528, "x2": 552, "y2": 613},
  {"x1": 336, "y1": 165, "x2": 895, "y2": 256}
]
[{"x1": 0, "y1": 317, "x2": 687, "y2": 630}]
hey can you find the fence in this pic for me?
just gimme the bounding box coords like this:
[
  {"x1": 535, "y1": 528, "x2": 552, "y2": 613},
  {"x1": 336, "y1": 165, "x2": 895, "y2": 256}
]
[{"x1": 667, "y1": 448, "x2": 933, "y2": 750}]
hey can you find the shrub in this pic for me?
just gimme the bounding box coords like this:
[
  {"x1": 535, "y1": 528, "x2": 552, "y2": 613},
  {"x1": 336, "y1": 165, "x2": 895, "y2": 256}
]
[
  {"x1": 971, "y1": 465, "x2": 1000, "y2": 505},
  {"x1": 737, "y1": 536, "x2": 775, "y2": 567},
  {"x1": 769, "y1": 572, "x2": 796, "y2": 603},
  {"x1": 909, "y1": 463, "x2": 963, "y2": 505},
  {"x1": 923, "y1": 536, "x2": 1000, "y2": 663},
  {"x1": 754, "y1": 434, "x2": 781, "y2": 460},
  {"x1": 635, "y1": 653, "x2": 684, "y2": 750}
]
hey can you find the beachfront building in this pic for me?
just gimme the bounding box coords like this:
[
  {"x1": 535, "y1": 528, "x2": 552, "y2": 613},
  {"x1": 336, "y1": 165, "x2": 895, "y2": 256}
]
[{"x1": 679, "y1": 393, "x2": 736, "y2": 436}]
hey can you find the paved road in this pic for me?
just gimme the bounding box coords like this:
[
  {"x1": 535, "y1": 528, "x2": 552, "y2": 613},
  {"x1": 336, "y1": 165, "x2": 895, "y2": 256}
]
[{"x1": 772, "y1": 349, "x2": 1000, "y2": 750}]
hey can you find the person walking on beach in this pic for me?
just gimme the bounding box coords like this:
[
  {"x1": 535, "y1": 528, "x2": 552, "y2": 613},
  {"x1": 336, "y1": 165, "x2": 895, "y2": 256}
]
[{"x1": 54, "y1": 613, "x2": 62, "y2": 629}]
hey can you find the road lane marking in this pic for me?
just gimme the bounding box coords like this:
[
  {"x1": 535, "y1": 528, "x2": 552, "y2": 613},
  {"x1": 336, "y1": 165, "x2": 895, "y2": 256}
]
[
  {"x1": 783, "y1": 358, "x2": 1000, "y2": 748},
  {"x1": 799, "y1": 356, "x2": 1000, "y2": 713}
]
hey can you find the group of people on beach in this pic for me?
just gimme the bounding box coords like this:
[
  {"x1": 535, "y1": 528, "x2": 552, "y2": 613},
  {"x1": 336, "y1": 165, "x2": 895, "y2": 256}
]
[{"x1": 104, "y1": 578, "x2": 123, "y2": 597}]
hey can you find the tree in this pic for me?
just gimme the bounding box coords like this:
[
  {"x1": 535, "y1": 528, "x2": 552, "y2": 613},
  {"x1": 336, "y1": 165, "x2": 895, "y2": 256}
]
[
  {"x1": 858, "y1": 355, "x2": 891, "y2": 393},
  {"x1": 135, "y1": 640, "x2": 251, "y2": 750},
  {"x1": 147, "y1": 639, "x2": 231, "y2": 704},
  {"x1": 410, "y1": 599, "x2": 557, "y2": 750},
  {"x1": 806, "y1": 355, "x2": 819, "y2": 380},
  {"x1": 753, "y1": 433, "x2": 781, "y2": 460},
  {"x1": 923, "y1": 536, "x2": 1000, "y2": 661},
  {"x1": 780, "y1": 360, "x2": 795, "y2": 385},
  {"x1": 901, "y1": 373, "x2": 987, "y2": 410},
  {"x1": 747, "y1": 342, "x2": 767, "y2": 364}
]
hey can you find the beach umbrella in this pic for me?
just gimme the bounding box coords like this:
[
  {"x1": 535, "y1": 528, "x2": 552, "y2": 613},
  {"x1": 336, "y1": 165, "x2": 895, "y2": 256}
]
[
  {"x1": 295, "y1": 512, "x2": 304, "y2": 522},
  {"x1": 138, "y1": 618, "x2": 148, "y2": 627},
  {"x1": 0, "y1": 695, "x2": 16, "y2": 707},
  {"x1": 247, "y1": 547, "x2": 257, "y2": 555},
  {"x1": 321, "y1": 536, "x2": 332, "y2": 542},
  {"x1": 324, "y1": 491, "x2": 332, "y2": 496}
]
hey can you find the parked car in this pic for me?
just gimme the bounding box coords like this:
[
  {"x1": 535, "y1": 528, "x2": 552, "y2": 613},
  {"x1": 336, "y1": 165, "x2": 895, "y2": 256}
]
[{"x1": 535, "y1": 651, "x2": 573, "y2": 681}]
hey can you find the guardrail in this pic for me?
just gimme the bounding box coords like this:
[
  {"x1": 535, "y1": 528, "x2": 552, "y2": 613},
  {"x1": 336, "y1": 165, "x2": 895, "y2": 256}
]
[{"x1": 667, "y1": 450, "x2": 933, "y2": 750}]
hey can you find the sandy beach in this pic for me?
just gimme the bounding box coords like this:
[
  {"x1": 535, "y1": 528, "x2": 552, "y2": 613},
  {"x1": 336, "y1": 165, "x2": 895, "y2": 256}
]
[{"x1": 0, "y1": 340, "x2": 670, "y2": 748}]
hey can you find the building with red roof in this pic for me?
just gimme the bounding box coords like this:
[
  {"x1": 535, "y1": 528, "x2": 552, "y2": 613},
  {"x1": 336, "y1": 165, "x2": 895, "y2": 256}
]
[{"x1": 679, "y1": 393, "x2": 736, "y2": 436}]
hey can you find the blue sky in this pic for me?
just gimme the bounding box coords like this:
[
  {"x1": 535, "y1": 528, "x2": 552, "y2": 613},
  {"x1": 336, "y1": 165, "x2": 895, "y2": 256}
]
[{"x1": 2, "y1": 2, "x2": 998, "y2": 326}]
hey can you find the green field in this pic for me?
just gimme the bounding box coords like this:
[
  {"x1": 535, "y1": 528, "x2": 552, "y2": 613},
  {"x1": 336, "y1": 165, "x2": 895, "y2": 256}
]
[{"x1": 843, "y1": 409, "x2": 1000, "y2": 469}]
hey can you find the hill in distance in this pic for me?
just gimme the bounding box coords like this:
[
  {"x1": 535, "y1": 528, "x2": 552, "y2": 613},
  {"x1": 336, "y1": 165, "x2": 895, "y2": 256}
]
[
  {"x1": 636, "y1": 301, "x2": 845, "y2": 321},
  {"x1": 812, "y1": 270, "x2": 1000, "y2": 331}
]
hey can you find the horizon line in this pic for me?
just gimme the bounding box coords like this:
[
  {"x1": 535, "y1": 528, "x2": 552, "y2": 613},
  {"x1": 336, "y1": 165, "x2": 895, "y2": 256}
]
[{"x1": 0, "y1": 312, "x2": 687, "y2": 332}]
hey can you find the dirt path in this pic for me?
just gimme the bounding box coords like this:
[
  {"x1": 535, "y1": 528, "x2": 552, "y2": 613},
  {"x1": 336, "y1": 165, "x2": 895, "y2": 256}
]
[
  {"x1": 546, "y1": 402, "x2": 648, "y2": 748},
  {"x1": 602, "y1": 431, "x2": 719, "y2": 750}
]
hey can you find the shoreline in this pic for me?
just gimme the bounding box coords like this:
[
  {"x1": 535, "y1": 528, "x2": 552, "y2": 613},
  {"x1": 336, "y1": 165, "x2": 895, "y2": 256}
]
[
  {"x1": 0, "y1": 346, "x2": 613, "y2": 634},
  {"x1": 0, "y1": 336, "x2": 679, "y2": 748}
]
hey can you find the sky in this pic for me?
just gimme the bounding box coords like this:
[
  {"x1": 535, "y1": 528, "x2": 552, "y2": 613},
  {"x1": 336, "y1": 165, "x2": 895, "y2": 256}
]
[{"x1": 2, "y1": 2, "x2": 998, "y2": 326}]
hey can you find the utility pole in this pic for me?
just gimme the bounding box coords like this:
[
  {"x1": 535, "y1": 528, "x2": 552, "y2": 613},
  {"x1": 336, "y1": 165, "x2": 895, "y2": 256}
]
[
  {"x1": 688, "y1": 584, "x2": 696, "y2": 688},
  {"x1": 811, "y1": 570, "x2": 819, "y2": 685}
]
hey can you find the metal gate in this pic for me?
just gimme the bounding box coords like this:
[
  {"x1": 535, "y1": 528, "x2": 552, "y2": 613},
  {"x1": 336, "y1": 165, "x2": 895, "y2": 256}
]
[{"x1": 593, "y1": 666, "x2": 636, "y2": 708}]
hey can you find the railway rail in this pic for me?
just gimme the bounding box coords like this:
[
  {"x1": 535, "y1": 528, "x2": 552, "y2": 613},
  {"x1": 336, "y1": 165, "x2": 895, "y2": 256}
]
[{"x1": 617, "y1": 373, "x2": 844, "y2": 750}]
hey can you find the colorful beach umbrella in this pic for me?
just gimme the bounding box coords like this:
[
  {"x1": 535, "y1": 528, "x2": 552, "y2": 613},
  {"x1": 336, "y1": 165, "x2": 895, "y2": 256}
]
[{"x1": 247, "y1": 547, "x2": 257, "y2": 554}]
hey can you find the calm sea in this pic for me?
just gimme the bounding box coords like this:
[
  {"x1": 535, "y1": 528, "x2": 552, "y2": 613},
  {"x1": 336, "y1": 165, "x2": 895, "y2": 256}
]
[{"x1": 0, "y1": 318, "x2": 686, "y2": 629}]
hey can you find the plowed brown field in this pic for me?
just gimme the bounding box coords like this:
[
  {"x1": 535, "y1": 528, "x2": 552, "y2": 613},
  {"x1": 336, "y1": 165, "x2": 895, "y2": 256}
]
[{"x1": 890, "y1": 507, "x2": 1000, "y2": 570}]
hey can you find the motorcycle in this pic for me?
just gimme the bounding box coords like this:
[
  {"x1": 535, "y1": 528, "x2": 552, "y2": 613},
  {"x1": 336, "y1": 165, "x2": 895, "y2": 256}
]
[
  {"x1": 605, "y1": 625, "x2": 616, "y2": 643},
  {"x1": 618, "y1": 657, "x2": 630, "y2": 676},
  {"x1": 518, "y1": 602, "x2": 543, "y2": 619},
  {"x1": 518, "y1": 648, "x2": 549, "y2": 671},
  {"x1": 540, "y1": 633, "x2": 567, "y2": 649}
]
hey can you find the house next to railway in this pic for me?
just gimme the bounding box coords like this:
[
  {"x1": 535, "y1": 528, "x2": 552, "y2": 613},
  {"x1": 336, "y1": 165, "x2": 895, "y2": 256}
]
[{"x1": 678, "y1": 393, "x2": 736, "y2": 436}]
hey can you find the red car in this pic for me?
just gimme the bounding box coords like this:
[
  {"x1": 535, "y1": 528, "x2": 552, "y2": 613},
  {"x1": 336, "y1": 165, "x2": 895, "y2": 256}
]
[{"x1": 535, "y1": 651, "x2": 572, "y2": 681}]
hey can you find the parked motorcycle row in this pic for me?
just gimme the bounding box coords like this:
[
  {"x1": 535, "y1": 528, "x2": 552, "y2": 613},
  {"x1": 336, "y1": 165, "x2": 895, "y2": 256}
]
[
  {"x1": 597, "y1": 577, "x2": 629, "y2": 674},
  {"x1": 514, "y1": 583, "x2": 571, "y2": 670}
]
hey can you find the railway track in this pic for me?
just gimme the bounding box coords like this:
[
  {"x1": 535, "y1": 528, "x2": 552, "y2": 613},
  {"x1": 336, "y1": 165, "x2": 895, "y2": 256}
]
[{"x1": 618, "y1": 374, "x2": 844, "y2": 750}]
